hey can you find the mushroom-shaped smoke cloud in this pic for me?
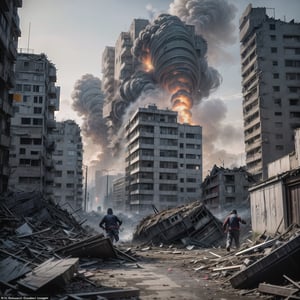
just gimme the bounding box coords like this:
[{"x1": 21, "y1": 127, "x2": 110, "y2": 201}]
[{"x1": 128, "y1": 14, "x2": 221, "y2": 124}]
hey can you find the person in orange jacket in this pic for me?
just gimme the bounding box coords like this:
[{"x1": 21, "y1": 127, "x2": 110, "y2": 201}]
[{"x1": 223, "y1": 209, "x2": 246, "y2": 251}]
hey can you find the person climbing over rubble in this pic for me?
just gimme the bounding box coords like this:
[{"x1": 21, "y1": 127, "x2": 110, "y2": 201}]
[
  {"x1": 223, "y1": 209, "x2": 246, "y2": 252},
  {"x1": 99, "y1": 208, "x2": 122, "y2": 243}
]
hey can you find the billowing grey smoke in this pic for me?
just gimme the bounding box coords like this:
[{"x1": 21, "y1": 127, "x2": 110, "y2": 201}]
[
  {"x1": 193, "y1": 98, "x2": 244, "y2": 173},
  {"x1": 169, "y1": 0, "x2": 237, "y2": 62},
  {"x1": 71, "y1": 74, "x2": 111, "y2": 165},
  {"x1": 129, "y1": 14, "x2": 221, "y2": 123}
]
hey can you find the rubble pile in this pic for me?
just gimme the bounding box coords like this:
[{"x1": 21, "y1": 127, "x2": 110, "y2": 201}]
[
  {"x1": 0, "y1": 192, "x2": 139, "y2": 299},
  {"x1": 133, "y1": 201, "x2": 225, "y2": 247},
  {"x1": 134, "y1": 223, "x2": 300, "y2": 298}
]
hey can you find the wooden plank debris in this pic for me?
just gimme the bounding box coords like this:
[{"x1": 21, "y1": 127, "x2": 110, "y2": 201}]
[
  {"x1": 235, "y1": 238, "x2": 277, "y2": 256},
  {"x1": 230, "y1": 234, "x2": 300, "y2": 289},
  {"x1": 18, "y1": 258, "x2": 79, "y2": 291},
  {"x1": 212, "y1": 265, "x2": 243, "y2": 272},
  {"x1": 114, "y1": 247, "x2": 137, "y2": 262},
  {"x1": 258, "y1": 283, "x2": 299, "y2": 298},
  {"x1": 283, "y1": 275, "x2": 300, "y2": 290},
  {"x1": 0, "y1": 248, "x2": 39, "y2": 267},
  {"x1": 17, "y1": 227, "x2": 52, "y2": 238},
  {"x1": 0, "y1": 257, "x2": 31, "y2": 282},
  {"x1": 67, "y1": 287, "x2": 140, "y2": 299},
  {"x1": 56, "y1": 235, "x2": 116, "y2": 259}
]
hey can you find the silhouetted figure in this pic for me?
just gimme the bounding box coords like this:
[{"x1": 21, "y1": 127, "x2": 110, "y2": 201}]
[
  {"x1": 223, "y1": 209, "x2": 246, "y2": 251},
  {"x1": 99, "y1": 208, "x2": 122, "y2": 243}
]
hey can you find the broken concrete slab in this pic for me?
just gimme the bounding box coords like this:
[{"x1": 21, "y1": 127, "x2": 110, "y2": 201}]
[
  {"x1": 18, "y1": 257, "x2": 79, "y2": 291},
  {"x1": 56, "y1": 235, "x2": 117, "y2": 259},
  {"x1": 230, "y1": 234, "x2": 300, "y2": 289}
]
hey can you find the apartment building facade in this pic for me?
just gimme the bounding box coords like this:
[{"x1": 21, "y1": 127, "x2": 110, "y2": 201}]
[
  {"x1": 102, "y1": 19, "x2": 149, "y2": 126},
  {"x1": 52, "y1": 120, "x2": 83, "y2": 211},
  {"x1": 125, "y1": 104, "x2": 202, "y2": 214},
  {"x1": 201, "y1": 165, "x2": 254, "y2": 211},
  {"x1": 0, "y1": 0, "x2": 22, "y2": 193},
  {"x1": 8, "y1": 53, "x2": 60, "y2": 196},
  {"x1": 240, "y1": 4, "x2": 300, "y2": 181}
]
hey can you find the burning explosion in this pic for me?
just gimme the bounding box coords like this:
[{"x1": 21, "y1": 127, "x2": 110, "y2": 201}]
[
  {"x1": 123, "y1": 13, "x2": 221, "y2": 125},
  {"x1": 72, "y1": 0, "x2": 242, "y2": 173}
]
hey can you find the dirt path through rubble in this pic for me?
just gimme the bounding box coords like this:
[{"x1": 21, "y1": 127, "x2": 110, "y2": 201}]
[{"x1": 89, "y1": 245, "x2": 261, "y2": 300}]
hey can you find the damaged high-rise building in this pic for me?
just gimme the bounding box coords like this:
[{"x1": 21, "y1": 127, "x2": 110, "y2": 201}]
[
  {"x1": 51, "y1": 120, "x2": 84, "y2": 211},
  {"x1": 240, "y1": 5, "x2": 300, "y2": 181},
  {"x1": 9, "y1": 52, "x2": 60, "y2": 196},
  {"x1": 102, "y1": 19, "x2": 150, "y2": 130},
  {"x1": 101, "y1": 15, "x2": 220, "y2": 151},
  {"x1": 0, "y1": 0, "x2": 22, "y2": 193},
  {"x1": 125, "y1": 104, "x2": 202, "y2": 214}
]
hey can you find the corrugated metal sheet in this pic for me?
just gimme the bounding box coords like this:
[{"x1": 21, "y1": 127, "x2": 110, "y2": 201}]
[
  {"x1": 250, "y1": 182, "x2": 285, "y2": 234},
  {"x1": 287, "y1": 184, "x2": 300, "y2": 225},
  {"x1": 268, "y1": 155, "x2": 291, "y2": 178}
]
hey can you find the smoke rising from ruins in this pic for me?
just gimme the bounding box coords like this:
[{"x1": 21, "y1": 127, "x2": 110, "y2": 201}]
[
  {"x1": 71, "y1": 0, "x2": 242, "y2": 176},
  {"x1": 169, "y1": 0, "x2": 238, "y2": 63},
  {"x1": 71, "y1": 74, "x2": 112, "y2": 170}
]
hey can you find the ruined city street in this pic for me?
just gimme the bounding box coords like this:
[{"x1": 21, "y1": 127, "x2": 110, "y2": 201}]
[{"x1": 81, "y1": 244, "x2": 260, "y2": 300}]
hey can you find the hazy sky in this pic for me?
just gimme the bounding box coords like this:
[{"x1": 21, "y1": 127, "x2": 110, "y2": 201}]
[{"x1": 18, "y1": 0, "x2": 300, "y2": 172}]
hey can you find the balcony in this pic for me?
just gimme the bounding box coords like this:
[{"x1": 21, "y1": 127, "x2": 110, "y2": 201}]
[
  {"x1": 7, "y1": 70, "x2": 15, "y2": 88},
  {"x1": 47, "y1": 119, "x2": 56, "y2": 128},
  {"x1": 48, "y1": 66, "x2": 57, "y2": 81},
  {"x1": 0, "y1": 133, "x2": 10, "y2": 147},
  {"x1": 1, "y1": 99, "x2": 13, "y2": 116},
  {"x1": 48, "y1": 98, "x2": 57, "y2": 109},
  {"x1": 9, "y1": 41, "x2": 18, "y2": 59},
  {"x1": 245, "y1": 139, "x2": 262, "y2": 152},
  {"x1": 48, "y1": 86, "x2": 57, "y2": 96},
  {"x1": 246, "y1": 152, "x2": 262, "y2": 164}
]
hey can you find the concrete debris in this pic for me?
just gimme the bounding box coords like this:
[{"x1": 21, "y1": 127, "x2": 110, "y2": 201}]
[
  {"x1": 0, "y1": 192, "x2": 136, "y2": 298},
  {"x1": 18, "y1": 258, "x2": 79, "y2": 291},
  {"x1": 230, "y1": 231, "x2": 300, "y2": 289},
  {"x1": 133, "y1": 201, "x2": 224, "y2": 247}
]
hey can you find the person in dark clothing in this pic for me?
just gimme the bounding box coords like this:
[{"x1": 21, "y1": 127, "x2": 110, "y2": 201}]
[
  {"x1": 223, "y1": 209, "x2": 246, "y2": 251},
  {"x1": 99, "y1": 208, "x2": 122, "y2": 243}
]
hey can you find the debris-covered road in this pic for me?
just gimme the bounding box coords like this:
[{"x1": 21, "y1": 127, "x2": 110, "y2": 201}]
[
  {"x1": 83, "y1": 244, "x2": 260, "y2": 300},
  {"x1": 1, "y1": 192, "x2": 299, "y2": 299}
]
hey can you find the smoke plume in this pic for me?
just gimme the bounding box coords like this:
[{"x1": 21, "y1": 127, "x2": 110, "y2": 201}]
[
  {"x1": 193, "y1": 98, "x2": 244, "y2": 174},
  {"x1": 71, "y1": 74, "x2": 112, "y2": 169},
  {"x1": 73, "y1": 0, "x2": 243, "y2": 184},
  {"x1": 130, "y1": 13, "x2": 221, "y2": 124},
  {"x1": 169, "y1": 0, "x2": 238, "y2": 63}
]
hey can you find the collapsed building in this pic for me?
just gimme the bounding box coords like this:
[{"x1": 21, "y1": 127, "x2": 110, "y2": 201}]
[
  {"x1": 133, "y1": 201, "x2": 224, "y2": 247},
  {"x1": 0, "y1": 192, "x2": 134, "y2": 297}
]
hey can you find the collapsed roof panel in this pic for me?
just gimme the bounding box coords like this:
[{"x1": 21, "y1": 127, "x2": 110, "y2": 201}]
[{"x1": 133, "y1": 201, "x2": 224, "y2": 247}]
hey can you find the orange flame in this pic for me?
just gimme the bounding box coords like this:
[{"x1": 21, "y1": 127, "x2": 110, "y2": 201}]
[
  {"x1": 172, "y1": 95, "x2": 193, "y2": 124},
  {"x1": 142, "y1": 54, "x2": 154, "y2": 72}
]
